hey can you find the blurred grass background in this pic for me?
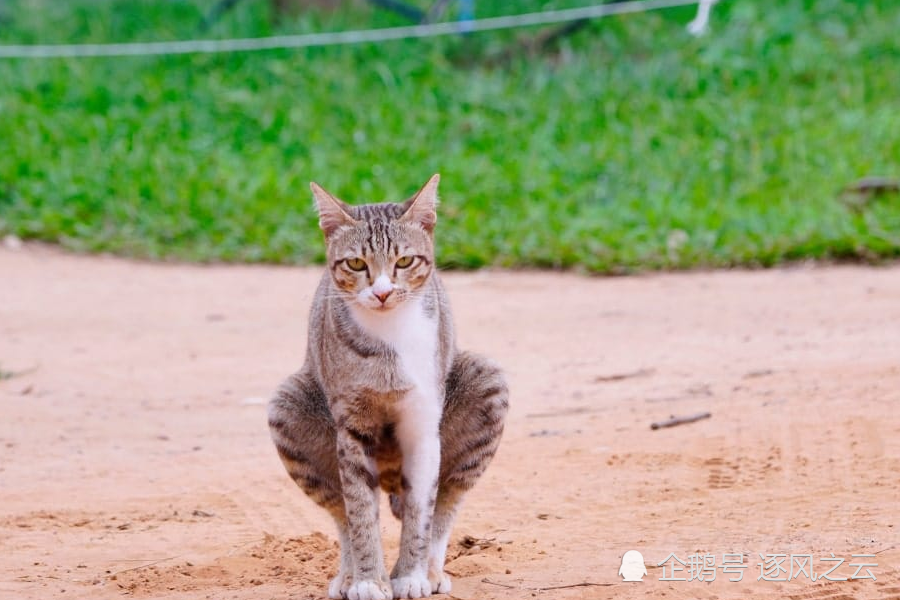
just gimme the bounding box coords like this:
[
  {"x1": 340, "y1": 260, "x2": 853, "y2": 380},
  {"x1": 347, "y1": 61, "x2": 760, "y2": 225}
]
[{"x1": 0, "y1": 0, "x2": 898, "y2": 271}]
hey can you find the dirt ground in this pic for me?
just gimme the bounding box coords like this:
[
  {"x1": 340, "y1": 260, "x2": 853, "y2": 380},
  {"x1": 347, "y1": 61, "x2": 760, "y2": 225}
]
[{"x1": 1, "y1": 246, "x2": 898, "y2": 600}]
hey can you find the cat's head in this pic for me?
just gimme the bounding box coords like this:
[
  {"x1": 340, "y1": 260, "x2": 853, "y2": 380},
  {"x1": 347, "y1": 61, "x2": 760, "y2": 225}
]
[{"x1": 311, "y1": 174, "x2": 439, "y2": 312}]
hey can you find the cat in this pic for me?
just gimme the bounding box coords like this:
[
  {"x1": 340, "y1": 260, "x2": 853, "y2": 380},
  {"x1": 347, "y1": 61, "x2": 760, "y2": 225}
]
[{"x1": 268, "y1": 174, "x2": 509, "y2": 600}]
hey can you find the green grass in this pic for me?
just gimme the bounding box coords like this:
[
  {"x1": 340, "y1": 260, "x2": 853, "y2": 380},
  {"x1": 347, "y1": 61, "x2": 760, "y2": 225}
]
[{"x1": 1, "y1": 0, "x2": 899, "y2": 271}]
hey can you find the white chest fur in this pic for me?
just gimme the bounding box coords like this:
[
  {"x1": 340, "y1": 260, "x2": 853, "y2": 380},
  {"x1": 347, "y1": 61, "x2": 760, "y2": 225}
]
[
  {"x1": 349, "y1": 297, "x2": 440, "y2": 397},
  {"x1": 350, "y1": 297, "x2": 443, "y2": 505}
]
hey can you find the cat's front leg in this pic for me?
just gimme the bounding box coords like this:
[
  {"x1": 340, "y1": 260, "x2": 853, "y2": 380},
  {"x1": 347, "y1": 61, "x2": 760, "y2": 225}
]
[
  {"x1": 391, "y1": 396, "x2": 442, "y2": 599},
  {"x1": 335, "y1": 424, "x2": 393, "y2": 600},
  {"x1": 328, "y1": 524, "x2": 354, "y2": 599}
]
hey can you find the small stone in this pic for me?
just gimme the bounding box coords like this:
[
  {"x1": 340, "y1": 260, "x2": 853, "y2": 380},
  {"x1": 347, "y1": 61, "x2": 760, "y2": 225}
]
[{"x1": 3, "y1": 235, "x2": 22, "y2": 250}]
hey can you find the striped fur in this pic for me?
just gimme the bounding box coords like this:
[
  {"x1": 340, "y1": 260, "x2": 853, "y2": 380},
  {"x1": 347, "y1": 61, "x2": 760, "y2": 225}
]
[{"x1": 267, "y1": 175, "x2": 508, "y2": 600}]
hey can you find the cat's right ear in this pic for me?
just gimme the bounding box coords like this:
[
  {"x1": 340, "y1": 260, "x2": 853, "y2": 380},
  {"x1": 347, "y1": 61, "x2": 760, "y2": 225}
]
[{"x1": 311, "y1": 182, "x2": 355, "y2": 238}]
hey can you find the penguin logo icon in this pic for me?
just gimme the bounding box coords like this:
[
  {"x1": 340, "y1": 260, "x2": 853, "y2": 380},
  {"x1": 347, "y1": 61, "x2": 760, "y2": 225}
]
[{"x1": 618, "y1": 550, "x2": 648, "y2": 582}]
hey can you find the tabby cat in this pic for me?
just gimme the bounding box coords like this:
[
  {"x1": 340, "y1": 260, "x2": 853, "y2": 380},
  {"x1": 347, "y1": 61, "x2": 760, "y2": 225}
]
[{"x1": 268, "y1": 174, "x2": 509, "y2": 600}]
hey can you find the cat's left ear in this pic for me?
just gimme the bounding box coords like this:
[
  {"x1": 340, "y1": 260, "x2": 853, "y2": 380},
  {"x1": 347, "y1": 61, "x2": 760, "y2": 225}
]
[{"x1": 401, "y1": 173, "x2": 439, "y2": 233}]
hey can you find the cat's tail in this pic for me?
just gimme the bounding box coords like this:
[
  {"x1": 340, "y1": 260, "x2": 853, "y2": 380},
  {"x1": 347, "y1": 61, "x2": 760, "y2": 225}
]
[{"x1": 389, "y1": 493, "x2": 403, "y2": 520}]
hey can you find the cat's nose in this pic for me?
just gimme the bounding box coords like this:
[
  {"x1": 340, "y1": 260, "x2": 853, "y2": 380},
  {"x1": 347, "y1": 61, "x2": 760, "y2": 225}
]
[{"x1": 371, "y1": 274, "x2": 393, "y2": 304}]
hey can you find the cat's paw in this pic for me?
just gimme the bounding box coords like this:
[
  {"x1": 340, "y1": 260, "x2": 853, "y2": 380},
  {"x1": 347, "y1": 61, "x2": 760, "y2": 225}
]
[
  {"x1": 391, "y1": 572, "x2": 432, "y2": 599},
  {"x1": 346, "y1": 578, "x2": 392, "y2": 600},
  {"x1": 427, "y1": 567, "x2": 451, "y2": 594},
  {"x1": 328, "y1": 570, "x2": 353, "y2": 599}
]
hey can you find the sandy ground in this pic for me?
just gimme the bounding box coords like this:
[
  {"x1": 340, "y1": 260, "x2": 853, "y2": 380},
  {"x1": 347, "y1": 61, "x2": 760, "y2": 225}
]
[{"x1": 1, "y1": 246, "x2": 898, "y2": 600}]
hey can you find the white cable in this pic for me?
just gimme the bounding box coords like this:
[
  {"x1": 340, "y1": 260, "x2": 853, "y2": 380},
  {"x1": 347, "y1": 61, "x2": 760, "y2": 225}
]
[
  {"x1": 686, "y1": 0, "x2": 718, "y2": 36},
  {"x1": 0, "y1": 0, "x2": 706, "y2": 59}
]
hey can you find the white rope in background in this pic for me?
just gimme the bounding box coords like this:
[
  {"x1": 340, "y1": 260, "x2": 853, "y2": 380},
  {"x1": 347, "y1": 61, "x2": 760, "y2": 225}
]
[
  {"x1": 686, "y1": 0, "x2": 719, "y2": 35},
  {"x1": 0, "y1": 0, "x2": 716, "y2": 59}
]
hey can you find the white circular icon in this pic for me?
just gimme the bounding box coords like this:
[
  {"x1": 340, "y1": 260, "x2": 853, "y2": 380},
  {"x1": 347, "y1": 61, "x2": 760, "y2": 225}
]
[{"x1": 619, "y1": 550, "x2": 648, "y2": 581}]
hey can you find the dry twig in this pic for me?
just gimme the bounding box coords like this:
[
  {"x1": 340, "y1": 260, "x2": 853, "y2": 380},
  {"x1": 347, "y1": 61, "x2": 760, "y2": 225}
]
[
  {"x1": 651, "y1": 411, "x2": 711, "y2": 430},
  {"x1": 481, "y1": 578, "x2": 615, "y2": 590},
  {"x1": 595, "y1": 367, "x2": 655, "y2": 383},
  {"x1": 106, "y1": 556, "x2": 181, "y2": 578}
]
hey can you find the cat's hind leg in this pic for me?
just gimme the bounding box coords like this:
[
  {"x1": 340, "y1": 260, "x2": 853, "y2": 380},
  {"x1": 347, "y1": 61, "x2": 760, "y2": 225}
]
[
  {"x1": 429, "y1": 352, "x2": 509, "y2": 593},
  {"x1": 267, "y1": 370, "x2": 355, "y2": 600}
]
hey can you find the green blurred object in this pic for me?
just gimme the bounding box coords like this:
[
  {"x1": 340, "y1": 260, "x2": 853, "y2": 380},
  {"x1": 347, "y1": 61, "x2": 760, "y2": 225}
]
[{"x1": 0, "y1": 0, "x2": 898, "y2": 272}]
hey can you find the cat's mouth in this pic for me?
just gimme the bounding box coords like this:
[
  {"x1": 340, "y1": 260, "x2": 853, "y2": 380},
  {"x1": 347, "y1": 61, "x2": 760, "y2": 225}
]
[
  {"x1": 358, "y1": 291, "x2": 405, "y2": 312},
  {"x1": 353, "y1": 296, "x2": 395, "y2": 312},
  {"x1": 370, "y1": 301, "x2": 400, "y2": 312}
]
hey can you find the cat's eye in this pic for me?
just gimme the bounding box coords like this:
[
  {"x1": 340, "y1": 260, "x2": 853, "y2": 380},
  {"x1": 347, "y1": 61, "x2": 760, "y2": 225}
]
[
  {"x1": 395, "y1": 256, "x2": 414, "y2": 269},
  {"x1": 345, "y1": 258, "x2": 367, "y2": 271}
]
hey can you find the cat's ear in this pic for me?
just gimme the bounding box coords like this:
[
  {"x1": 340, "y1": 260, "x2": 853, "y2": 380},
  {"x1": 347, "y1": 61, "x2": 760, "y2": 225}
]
[
  {"x1": 401, "y1": 173, "x2": 439, "y2": 233},
  {"x1": 311, "y1": 182, "x2": 356, "y2": 238}
]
